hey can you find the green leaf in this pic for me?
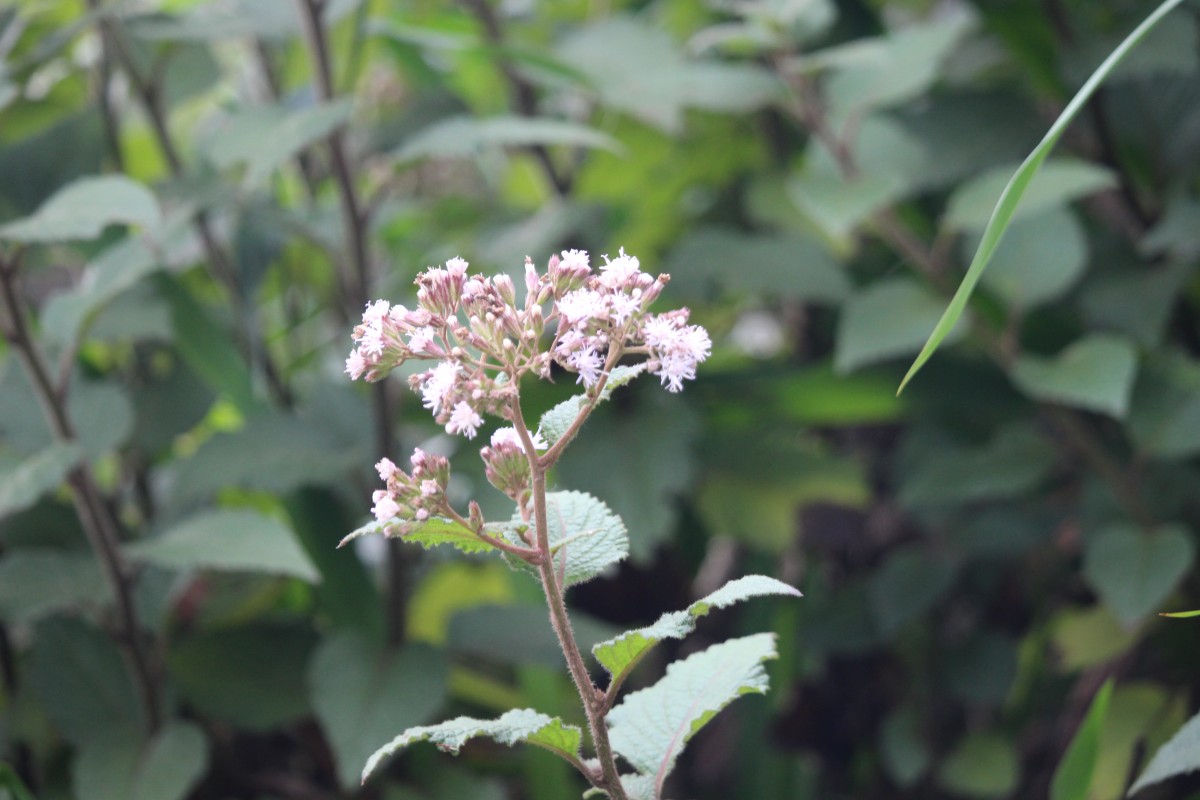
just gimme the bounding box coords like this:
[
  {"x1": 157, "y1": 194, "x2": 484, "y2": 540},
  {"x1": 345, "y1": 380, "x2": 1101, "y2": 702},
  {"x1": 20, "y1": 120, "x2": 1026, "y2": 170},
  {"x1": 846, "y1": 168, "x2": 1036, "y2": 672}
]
[
  {"x1": 394, "y1": 115, "x2": 621, "y2": 163},
  {"x1": 592, "y1": 576, "x2": 799, "y2": 686},
  {"x1": 129, "y1": 0, "x2": 359, "y2": 41},
  {"x1": 1129, "y1": 710, "x2": 1200, "y2": 795},
  {"x1": 1009, "y1": 335, "x2": 1138, "y2": 418},
  {"x1": 834, "y1": 278, "x2": 967, "y2": 374},
  {"x1": 504, "y1": 491, "x2": 629, "y2": 588},
  {"x1": 538, "y1": 365, "x2": 646, "y2": 446},
  {"x1": 0, "y1": 548, "x2": 107, "y2": 624},
  {"x1": 1128, "y1": 352, "x2": 1200, "y2": 459},
  {"x1": 973, "y1": 207, "x2": 1089, "y2": 310},
  {"x1": 880, "y1": 707, "x2": 930, "y2": 787},
  {"x1": 663, "y1": 228, "x2": 849, "y2": 304},
  {"x1": 0, "y1": 442, "x2": 80, "y2": 518},
  {"x1": 168, "y1": 624, "x2": 317, "y2": 730},
  {"x1": 1160, "y1": 609, "x2": 1200, "y2": 618},
  {"x1": 72, "y1": 721, "x2": 208, "y2": 800},
  {"x1": 937, "y1": 732, "x2": 1019, "y2": 798},
  {"x1": 27, "y1": 616, "x2": 142, "y2": 744},
  {"x1": 361, "y1": 708, "x2": 584, "y2": 783},
  {"x1": 1083, "y1": 523, "x2": 1195, "y2": 627},
  {"x1": 869, "y1": 549, "x2": 959, "y2": 635},
  {"x1": 126, "y1": 509, "x2": 319, "y2": 582},
  {"x1": 607, "y1": 633, "x2": 778, "y2": 796},
  {"x1": 899, "y1": 0, "x2": 1189, "y2": 392},
  {"x1": 339, "y1": 516, "x2": 498, "y2": 555},
  {"x1": 309, "y1": 634, "x2": 448, "y2": 788},
  {"x1": 1051, "y1": 679, "x2": 1113, "y2": 800},
  {"x1": 205, "y1": 100, "x2": 354, "y2": 188},
  {"x1": 0, "y1": 175, "x2": 159, "y2": 243},
  {"x1": 788, "y1": 170, "x2": 906, "y2": 242},
  {"x1": 0, "y1": 764, "x2": 35, "y2": 800},
  {"x1": 944, "y1": 159, "x2": 1115, "y2": 231}
]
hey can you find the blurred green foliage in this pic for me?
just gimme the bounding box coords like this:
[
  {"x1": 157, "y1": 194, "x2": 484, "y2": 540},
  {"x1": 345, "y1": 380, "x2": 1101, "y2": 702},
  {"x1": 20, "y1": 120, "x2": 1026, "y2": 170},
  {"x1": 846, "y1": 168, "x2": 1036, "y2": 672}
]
[{"x1": 2, "y1": 0, "x2": 1200, "y2": 798}]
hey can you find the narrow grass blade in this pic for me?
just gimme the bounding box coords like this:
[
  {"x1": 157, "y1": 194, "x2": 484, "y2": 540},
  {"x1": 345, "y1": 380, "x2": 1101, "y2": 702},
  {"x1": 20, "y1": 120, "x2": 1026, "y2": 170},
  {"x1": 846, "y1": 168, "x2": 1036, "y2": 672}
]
[{"x1": 897, "y1": 0, "x2": 1188, "y2": 394}]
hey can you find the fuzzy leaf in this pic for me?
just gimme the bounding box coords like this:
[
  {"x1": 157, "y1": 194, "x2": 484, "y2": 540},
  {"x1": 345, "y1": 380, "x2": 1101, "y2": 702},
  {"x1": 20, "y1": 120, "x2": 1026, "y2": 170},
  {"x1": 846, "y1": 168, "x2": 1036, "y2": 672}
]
[
  {"x1": 361, "y1": 708, "x2": 583, "y2": 783},
  {"x1": 0, "y1": 175, "x2": 159, "y2": 243},
  {"x1": 607, "y1": 633, "x2": 778, "y2": 797},
  {"x1": 504, "y1": 491, "x2": 629, "y2": 587},
  {"x1": 539, "y1": 365, "x2": 646, "y2": 446},
  {"x1": 1130, "y1": 710, "x2": 1200, "y2": 794},
  {"x1": 592, "y1": 576, "x2": 799, "y2": 686},
  {"x1": 339, "y1": 516, "x2": 498, "y2": 555},
  {"x1": 126, "y1": 509, "x2": 319, "y2": 582}
]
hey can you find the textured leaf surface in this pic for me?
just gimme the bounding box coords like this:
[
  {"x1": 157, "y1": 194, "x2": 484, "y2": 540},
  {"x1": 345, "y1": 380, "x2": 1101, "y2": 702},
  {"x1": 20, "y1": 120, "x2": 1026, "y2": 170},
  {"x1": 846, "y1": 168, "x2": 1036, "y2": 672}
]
[
  {"x1": 126, "y1": 509, "x2": 319, "y2": 582},
  {"x1": 1010, "y1": 335, "x2": 1138, "y2": 418},
  {"x1": 539, "y1": 364, "x2": 646, "y2": 445},
  {"x1": 0, "y1": 175, "x2": 159, "y2": 242},
  {"x1": 593, "y1": 576, "x2": 799, "y2": 683},
  {"x1": 0, "y1": 442, "x2": 80, "y2": 517},
  {"x1": 607, "y1": 633, "x2": 778, "y2": 796},
  {"x1": 72, "y1": 721, "x2": 208, "y2": 800},
  {"x1": 1130, "y1": 709, "x2": 1200, "y2": 795},
  {"x1": 504, "y1": 491, "x2": 629, "y2": 587},
  {"x1": 1083, "y1": 524, "x2": 1195, "y2": 626},
  {"x1": 394, "y1": 115, "x2": 620, "y2": 162},
  {"x1": 309, "y1": 634, "x2": 447, "y2": 788},
  {"x1": 340, "y1": 516, "x2": 498, "y2": 555},
  {"x1": 361, "y1": 708, "x2": 583, "y2": 782}
]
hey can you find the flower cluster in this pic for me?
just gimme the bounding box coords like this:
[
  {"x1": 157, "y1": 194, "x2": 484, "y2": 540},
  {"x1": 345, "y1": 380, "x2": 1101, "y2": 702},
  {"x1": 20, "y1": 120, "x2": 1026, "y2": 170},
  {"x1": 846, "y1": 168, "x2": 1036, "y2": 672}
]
[
  {"x1": 370, "y1": 448, "x2": 450, "y2": 532},
  {"x1": 345, "y1": 249, "x2": 711, "y2": 443},
  {"x1": 480, "y1": 426, "x2": 548, "y2": 501}
]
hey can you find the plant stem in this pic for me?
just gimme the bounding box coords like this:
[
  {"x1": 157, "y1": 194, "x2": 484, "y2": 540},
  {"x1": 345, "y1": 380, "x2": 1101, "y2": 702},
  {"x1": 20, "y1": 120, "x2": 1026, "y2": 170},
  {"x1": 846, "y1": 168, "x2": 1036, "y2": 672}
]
[
  {"x1": 510, "y1": 401, "x2": 627, "y2": 799},
  {"x1": 0, "y1": 253, "x2": 162, "y2": 733}
]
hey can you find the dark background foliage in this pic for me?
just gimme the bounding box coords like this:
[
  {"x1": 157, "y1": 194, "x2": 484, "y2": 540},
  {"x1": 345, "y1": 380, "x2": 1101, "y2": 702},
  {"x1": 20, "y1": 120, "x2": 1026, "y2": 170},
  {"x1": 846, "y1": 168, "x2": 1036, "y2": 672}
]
[{"x1": 2, "y1": 0, "x2": 1200, "y2": 798}]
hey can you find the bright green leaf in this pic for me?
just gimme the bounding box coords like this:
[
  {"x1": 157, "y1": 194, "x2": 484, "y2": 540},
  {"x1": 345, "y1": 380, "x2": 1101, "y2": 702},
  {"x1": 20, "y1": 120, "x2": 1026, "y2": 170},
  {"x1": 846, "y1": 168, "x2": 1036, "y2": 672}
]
[
  {"x1": 361, "y1": 708, "x2": 584, "y2": 782},
  {"x1": 0, "y1": 175, "x2": 159, "y2": 243},
  {"x1": 593, "y1": 576, "x2": 799, "y2": 687},
  {"x1": 608, "y1": 633, "x2": 777, "y2": 797},
  {"x1": 309, "y1": 634, "x2": 448, "y2": 788},
  {"x1": 1160, "y1": 609, "x2": 1200, "y2": 618},
  {"x1": 1051, "y1": 679, "x2": 1113, "y2": 800},
  {"x1": 1010, "y1": 335, "x2": 1138, "y2": 418},
  {"x1": 899, "y1": 0, "x2": 1188, "y2": 392},
  {"x1": 1083, "y1": 523, "x2": 1195, "y2": 627},
  {"x1": 126, "y1": 509, "x2": 319, "y2": 582}
]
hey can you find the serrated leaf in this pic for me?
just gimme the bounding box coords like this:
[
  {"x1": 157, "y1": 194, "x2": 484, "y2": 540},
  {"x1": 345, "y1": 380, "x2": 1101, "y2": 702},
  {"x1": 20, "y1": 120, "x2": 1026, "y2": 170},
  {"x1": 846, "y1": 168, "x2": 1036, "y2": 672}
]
[
  {"x1": 0, "y1": 175, "x2": 159, "y2": 243},
  {"x1": 1130, "y1": 709, "x2": 1200, "y2": 795},
  {"x1": 593, "y1": 576, "x2": 799, "y2": 686},
  {"x1": 394, "y1": 115, "x2": 620, "y2": 163},
  {"x1": 538, "y1": 365, "x2": 646, "y2": 446},
  {"x1": 504, "y1": 491, "x2": 629, "y2": 588},
  {"x1": 1051, "y1": 679, "x2": 1113, "y2": 800},
  {"x1": 339, "y1": 516, "x2": 498, "y2": 555},
  {"x1": 72, "y1": 721, "x2": 208, "y2": 800},
  {"x1": 835, "y1": 278, "x2": 967, "y2": 374},
  {"x1": 309, "y1": 634, "x2": 447, "y2": 788},
  {"x1": 361, "y1": 708, "x2": 583, "y2": 782},
  {"x1": 607, "y1": 633, "x2": 778, "y2": 797},
  {"x1": 0, "y1": 548, "x2": 107, "y2": 624},
  {"x1": 126, "y1": 509, "x2": 319, "y2": 582},
  {"x1": 1083, "y1": 523, "x2": 1195, "y2": 627},
  {"x1": 0, "y1": 442, "x2": 80, "y2": 518},
  {"x1": 1010, "y1": 335, "x2": 1138, "y2": 418}
]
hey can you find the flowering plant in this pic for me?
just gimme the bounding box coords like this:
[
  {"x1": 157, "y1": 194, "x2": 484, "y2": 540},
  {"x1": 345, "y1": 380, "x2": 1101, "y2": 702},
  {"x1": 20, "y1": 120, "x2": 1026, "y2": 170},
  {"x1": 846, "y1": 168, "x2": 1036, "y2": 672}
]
[{"x1": 343, "y1": 249, "x2": 799, "y2": 800}]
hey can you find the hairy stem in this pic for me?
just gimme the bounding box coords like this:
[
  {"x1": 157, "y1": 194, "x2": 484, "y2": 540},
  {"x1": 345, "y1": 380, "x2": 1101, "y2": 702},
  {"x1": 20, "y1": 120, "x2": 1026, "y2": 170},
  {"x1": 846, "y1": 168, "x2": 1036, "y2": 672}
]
[
  {"x1": 0, "y1": 253, "x2": 162, "y2": 732},
  {"x1": 511, "y1": 401, "x2": 627, "y2": 798}
]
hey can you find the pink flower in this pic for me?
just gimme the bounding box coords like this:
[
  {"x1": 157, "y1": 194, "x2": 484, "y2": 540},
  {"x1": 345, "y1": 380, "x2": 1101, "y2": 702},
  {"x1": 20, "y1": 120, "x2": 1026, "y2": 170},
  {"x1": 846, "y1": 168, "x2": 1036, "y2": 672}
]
[
  {"x1": 569, "y1": 347, "x2": 604, "y2": 387},
  {"x1": 372, "y1": 490, "x2": 401, "y2": 522},
  {"x1": 345, "y1": 349, "x2": 367, "y2": 380},
  {"x1": 375, "y1": 457, "x2": 400, "y2": 482},
  {"x1": 491, "y1": 426, "x2": 547, "y2": 452},
  {"x1": 420, "y1": 361, "x2": 459, "y2": 414},
  {"x1": 446, "y1": 401, "x2": 484, "y2": 438},
  {"x1": 557, "y1": 289, "x2": 606, "y2": 326}
]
